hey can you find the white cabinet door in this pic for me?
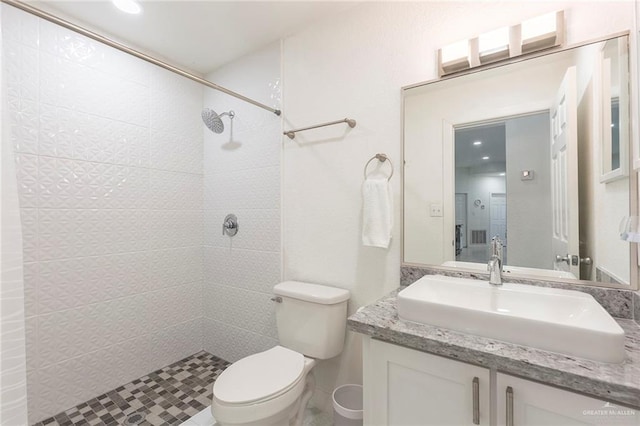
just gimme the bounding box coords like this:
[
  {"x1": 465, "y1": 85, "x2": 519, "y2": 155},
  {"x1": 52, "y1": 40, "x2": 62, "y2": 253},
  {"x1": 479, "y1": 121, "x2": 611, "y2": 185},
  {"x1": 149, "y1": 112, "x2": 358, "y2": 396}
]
[
  {"x1": 497, "y1": 373, "x2": 640, "y2": 426},
  {"x1": 365, "y1": 339, "x2": 490, "y2": 426}
]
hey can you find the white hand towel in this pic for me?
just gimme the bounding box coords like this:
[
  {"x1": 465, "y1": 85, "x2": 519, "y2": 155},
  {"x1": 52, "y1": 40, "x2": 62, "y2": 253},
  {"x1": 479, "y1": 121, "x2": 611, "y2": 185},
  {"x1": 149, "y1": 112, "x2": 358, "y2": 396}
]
[{"x1": 362, "y1": 178, "x2": 393, "y2": 248}]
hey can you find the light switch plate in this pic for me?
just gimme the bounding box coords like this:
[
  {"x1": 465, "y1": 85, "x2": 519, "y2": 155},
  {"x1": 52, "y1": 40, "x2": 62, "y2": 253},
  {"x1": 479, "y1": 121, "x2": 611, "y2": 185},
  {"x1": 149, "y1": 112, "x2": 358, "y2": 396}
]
[{"x1": 430, "y1": 204, "x2": 443, "y2": 217}]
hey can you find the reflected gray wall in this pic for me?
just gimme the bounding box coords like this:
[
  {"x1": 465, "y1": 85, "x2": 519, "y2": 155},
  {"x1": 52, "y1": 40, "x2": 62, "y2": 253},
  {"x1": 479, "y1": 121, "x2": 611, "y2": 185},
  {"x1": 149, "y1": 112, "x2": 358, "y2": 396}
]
[{"x1": 505, "y1": 113, "x2": 552, "y2": 269}]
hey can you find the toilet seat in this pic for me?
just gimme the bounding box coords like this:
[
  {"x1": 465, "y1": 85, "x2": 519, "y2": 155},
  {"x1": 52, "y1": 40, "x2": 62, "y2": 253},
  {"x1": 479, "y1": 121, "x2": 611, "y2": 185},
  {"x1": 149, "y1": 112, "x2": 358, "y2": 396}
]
[
  {"x1": 212, "y1": 347, "x2": 316, "y2": 425},
  {"x1": 214, "y1": 346, "x2": 305, "y2": 405}
]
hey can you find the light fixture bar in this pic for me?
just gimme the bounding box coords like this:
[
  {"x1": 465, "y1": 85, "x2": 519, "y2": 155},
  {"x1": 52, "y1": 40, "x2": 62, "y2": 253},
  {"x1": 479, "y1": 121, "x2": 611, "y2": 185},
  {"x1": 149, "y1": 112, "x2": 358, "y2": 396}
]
[
  {"x1": 438, "y1": 40, "x2": 471, "y2": 75},
  {"x1": 437, "y1": 10, "x2": 564, "y2": 77},
  {"x1": 521, "y1": 11, "x2": 564, "y2": 54}
]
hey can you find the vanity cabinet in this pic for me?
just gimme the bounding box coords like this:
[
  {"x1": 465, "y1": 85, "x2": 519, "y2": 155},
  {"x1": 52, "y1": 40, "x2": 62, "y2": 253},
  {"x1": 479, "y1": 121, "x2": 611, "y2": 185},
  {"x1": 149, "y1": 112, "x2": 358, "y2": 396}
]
[
  {"x1": 364, "y1": 339, "x2": 491, "y2": 425},
  {"x1": 364, "y1": 339, "x2": 639, "y2": 426},
  {"x1": 496, "y1": 373, "x2": 640, "y2": 426}
]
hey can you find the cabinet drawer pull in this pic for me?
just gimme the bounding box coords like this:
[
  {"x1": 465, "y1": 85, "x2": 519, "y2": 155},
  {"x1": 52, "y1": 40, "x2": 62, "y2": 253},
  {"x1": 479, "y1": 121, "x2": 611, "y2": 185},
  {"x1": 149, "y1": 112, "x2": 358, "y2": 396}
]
[
  {"x1": 506, "y1": 386, "x2": 514, "y2": 426},
  {"x1": 472, "y1": 377, "x2": 480, "y2": 425}
]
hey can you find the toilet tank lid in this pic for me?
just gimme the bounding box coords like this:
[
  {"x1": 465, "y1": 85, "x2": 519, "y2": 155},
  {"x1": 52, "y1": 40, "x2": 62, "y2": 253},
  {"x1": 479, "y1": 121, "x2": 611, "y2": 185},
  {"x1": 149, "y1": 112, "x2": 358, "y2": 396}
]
[{"x1": 274, "y1": 281, "x2": 350, "y2": 304}]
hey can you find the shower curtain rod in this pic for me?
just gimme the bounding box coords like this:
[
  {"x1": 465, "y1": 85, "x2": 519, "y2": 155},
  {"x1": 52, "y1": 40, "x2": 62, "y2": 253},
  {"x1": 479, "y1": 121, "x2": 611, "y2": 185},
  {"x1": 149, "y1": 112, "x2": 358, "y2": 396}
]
[{"x1": 1, "y1": 0, "x2": 282, "y2": 116}]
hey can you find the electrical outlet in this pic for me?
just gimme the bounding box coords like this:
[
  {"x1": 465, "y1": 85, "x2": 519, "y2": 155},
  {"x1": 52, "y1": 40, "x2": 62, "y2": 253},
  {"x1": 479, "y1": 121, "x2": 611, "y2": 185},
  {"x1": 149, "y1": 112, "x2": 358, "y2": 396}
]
[{"x1": 430, "y1": 204, "x2": 443, "y2": 217}]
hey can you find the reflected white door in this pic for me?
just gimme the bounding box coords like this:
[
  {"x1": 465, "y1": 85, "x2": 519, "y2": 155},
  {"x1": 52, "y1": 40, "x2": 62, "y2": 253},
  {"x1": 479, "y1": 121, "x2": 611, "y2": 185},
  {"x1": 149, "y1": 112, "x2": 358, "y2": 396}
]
[
  {"x1": 489, "y1": 193, "x2": 507, "y2": 246},
  {"x1": 551, "y1": 66, "x2": 580, "y2": 277},
  {"x1": 455, "y1": 193, "x2": 467, "y2": 248}
]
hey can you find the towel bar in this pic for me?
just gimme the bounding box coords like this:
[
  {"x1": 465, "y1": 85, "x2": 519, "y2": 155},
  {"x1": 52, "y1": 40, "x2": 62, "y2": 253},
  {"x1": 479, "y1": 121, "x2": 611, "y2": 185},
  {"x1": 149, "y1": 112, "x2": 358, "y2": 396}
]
[{"x1": 284, "y1": 118, "x2": 356, "y2": 139}]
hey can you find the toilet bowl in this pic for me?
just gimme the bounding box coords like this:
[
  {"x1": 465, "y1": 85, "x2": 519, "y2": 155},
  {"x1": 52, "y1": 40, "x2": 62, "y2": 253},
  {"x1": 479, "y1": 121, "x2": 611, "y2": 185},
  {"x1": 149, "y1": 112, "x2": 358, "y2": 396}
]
[
  {"x1": 210, "y1": 281, "x2": 350, "y2": 426},
  {"x1": 211, "y1": 346, "x2": 316, "y2": 426}
]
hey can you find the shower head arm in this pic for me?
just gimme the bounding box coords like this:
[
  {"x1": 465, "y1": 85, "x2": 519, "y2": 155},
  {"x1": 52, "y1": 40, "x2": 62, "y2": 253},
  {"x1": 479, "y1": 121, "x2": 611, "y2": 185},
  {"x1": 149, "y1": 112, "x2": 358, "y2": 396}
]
[{"x1": 218, "y1": 111, "x2": 235, "y2": 119}]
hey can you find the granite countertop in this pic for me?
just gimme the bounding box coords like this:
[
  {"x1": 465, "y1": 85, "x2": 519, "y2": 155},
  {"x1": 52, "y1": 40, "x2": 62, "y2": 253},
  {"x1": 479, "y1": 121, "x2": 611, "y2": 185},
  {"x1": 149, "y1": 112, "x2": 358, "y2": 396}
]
[{"x1": 348, "y1": 290, "x2": 640, "y2": 409}]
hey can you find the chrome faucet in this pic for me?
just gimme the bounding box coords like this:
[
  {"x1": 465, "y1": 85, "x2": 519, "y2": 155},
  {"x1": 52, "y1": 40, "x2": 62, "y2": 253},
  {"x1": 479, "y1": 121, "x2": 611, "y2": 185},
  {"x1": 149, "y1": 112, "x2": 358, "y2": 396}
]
[{"x1": 488, "y1": 236, "x2": 503, "y2": 285}]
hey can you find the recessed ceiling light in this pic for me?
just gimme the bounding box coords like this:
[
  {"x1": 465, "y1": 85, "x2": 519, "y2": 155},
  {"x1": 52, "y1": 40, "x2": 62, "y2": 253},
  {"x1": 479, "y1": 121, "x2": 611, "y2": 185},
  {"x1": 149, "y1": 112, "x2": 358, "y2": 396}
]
[
  {"x1": 482, "y1": 156, "x2": 490, "y2": 160},
  {"x1": 473, "y1": 141, "x2": 482, "y2": 146},
  {"x1": 112, "y1": 0, "x2": 142, "y2": 14}
]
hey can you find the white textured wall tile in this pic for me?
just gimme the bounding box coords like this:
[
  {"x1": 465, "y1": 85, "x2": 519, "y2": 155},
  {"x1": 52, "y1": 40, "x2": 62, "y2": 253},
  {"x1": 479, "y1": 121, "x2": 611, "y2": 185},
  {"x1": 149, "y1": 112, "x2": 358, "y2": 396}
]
[
  {"x1": 203, "y1": 284, "x2": 277, "y2": 339},
  {"x1": 37, "y1": 209, "x2": 151, "y2": 260},
  {"x1": 203, "y1": 246, "x2": 280, "y2": 294},
  {"x1": 150, "y1": 129, "x2": 203, "y2": 174},
  {"x1": 202, "y1": 318, "x2": 277, "y2": 363},
  {"x1": 149, "y1": 169, "x2": 203, "y2": 210},
  {"x1": 7, "y1": 95, "x2": 39, "y2": 155},
  {"x1": 149, "y1": 247, "x2": 203, "y2": 290},
  {"x1": 14, "y1": 153, "x2": 38, "y2": 208},
  {"x1": 204, "y1": 122, "x2": 281, "y2": 175},
  {"x1": 25, "y1": 317, "x2": 38, "y2": 371},
  {"x1": 204, "y1": 165, "x2": 279, "y2": 210},
  {"x1": 37, "y1": 308, "x2": 86, "y2": 367},
  {"x1": 19, "y1": 208, "x2": 38, "y2": 263},
  {"x1": 38, "y1": 19, "x2": 151, "y2": 87},
  {"x1": 204, "y1": 208, "x2": 279, "y2": 252},
  {"x1": 150, "y1": 68, "x2": 203, "y2": 138},
  {"x1": 23, "y1": 262, "x2": 38, "y2": 318},
  {"x1": 38, "y1": 104, "x2": 151, "y2": 167},
  {"x1": 5, "y1": 41, "x2": 39, "y2": 103},
  {"x1": 4, "y1": 7, "x2": 205, "y2": 422},
  {"x1": 200, "y1": 42, "x2": 282, "y2": 365},
  {"x1": 1, "y1": 4, "x2": 39, "y2": 48},
  {"x1": 148, "y1": 209, "x2": 203, "y2": 250}
]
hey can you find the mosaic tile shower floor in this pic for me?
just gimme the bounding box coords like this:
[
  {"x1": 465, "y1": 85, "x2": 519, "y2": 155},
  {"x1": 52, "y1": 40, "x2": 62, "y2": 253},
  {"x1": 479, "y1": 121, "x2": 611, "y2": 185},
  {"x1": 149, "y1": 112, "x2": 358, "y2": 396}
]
[{"x1": 33, "y1": 351, "x2": 230, "y2": 426}]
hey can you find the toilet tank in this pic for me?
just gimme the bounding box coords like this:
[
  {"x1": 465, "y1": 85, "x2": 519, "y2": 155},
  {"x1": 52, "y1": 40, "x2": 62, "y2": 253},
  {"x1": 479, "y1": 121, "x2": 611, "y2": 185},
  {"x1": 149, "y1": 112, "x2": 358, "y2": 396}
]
[{"x1": 273, "y1": 281, "x2": 350, "y2": 359}]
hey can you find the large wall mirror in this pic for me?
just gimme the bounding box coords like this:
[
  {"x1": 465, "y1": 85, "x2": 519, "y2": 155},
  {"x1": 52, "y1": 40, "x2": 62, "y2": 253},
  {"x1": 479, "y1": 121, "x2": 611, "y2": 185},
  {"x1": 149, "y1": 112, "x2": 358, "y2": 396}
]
[{"x1": 403, "y1": 34, "x2": 638, "y2": 289}]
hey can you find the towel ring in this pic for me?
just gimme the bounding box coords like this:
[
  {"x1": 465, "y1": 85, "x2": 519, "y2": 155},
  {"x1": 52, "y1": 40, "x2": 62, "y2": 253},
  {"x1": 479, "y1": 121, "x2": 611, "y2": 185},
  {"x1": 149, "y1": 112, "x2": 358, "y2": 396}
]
[{"x1": 364, "y1": 153, "x2": 394, "y2": 181}]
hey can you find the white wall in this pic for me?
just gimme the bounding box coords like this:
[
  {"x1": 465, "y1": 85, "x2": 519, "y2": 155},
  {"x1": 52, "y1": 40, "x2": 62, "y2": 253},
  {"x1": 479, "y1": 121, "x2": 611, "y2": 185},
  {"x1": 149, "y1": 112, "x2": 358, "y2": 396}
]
[
  {"x1": 201, "y1": 42, "x2": 282, "y2": 363},
  {"x1": 282, "y1": 0, "x2": 635, "y2": 412},
  {"x1": 575, "y1": 41, "x2": 631, "y2": 284},
  {"x1": 3, "y1": 6, "x2": 204, "y2": 422},
  {"x1": 505, "y1": 113, "x2": 553, "y2": 269}
]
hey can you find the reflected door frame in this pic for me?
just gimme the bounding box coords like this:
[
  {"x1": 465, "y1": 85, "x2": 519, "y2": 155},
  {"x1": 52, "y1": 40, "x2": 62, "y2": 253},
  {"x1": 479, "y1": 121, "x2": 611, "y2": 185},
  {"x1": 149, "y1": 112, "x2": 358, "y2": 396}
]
[
  {"x1": 455, "y1": 193, "x2": 468, "y2": 250},
  {"x1": 443, "y1": 106, "x2": 549, "y2": 263}
]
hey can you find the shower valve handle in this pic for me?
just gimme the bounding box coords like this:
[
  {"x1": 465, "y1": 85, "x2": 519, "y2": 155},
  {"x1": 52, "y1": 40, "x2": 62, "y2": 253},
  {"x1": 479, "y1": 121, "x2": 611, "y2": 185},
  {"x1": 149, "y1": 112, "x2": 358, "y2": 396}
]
[{"x1": 222, "y1": 214, "x2": 239, "y2": 237}]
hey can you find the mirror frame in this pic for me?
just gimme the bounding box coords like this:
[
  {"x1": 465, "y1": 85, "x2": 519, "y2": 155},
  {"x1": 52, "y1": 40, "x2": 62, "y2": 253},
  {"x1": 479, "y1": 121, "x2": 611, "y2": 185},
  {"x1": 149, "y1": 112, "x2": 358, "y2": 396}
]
[
  {"x1": 598, "y1": 37, "x2": 630, "y2": 183},
  {"x1": 400, "y1": 32, "x2": 639, "y2": 291}
]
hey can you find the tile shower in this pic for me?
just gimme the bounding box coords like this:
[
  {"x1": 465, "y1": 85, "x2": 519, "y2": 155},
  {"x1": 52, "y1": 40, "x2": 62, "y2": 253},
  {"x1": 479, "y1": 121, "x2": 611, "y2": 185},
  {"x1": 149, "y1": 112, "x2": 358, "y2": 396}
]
[{"x1": 3, "y1": 4, "x2": 281, "y2": 424}]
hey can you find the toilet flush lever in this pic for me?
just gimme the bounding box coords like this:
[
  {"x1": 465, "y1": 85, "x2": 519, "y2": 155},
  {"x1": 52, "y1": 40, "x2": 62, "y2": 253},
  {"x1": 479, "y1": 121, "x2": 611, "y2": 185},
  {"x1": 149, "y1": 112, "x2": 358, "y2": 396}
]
[{"x1": 270, "y1": 296, "x2": 282, "y2": 303}]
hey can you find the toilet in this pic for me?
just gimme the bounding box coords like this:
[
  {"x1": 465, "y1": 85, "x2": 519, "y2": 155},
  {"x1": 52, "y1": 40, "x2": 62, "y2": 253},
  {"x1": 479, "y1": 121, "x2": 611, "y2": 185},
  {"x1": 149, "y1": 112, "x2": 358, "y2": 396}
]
[{"x1": 211, "y1": 281, "x2": 351, "y2": 426}]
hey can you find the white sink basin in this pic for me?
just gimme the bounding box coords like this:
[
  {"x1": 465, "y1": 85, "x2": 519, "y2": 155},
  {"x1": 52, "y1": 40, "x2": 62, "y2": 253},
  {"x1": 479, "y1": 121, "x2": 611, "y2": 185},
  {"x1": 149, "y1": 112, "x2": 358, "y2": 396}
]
[
  {"x1": 441, "y1": 261, "x2": 577, "y2": 280},
  {"x1": 397, "y1": 275, "x2": 625, "y2": 363}
]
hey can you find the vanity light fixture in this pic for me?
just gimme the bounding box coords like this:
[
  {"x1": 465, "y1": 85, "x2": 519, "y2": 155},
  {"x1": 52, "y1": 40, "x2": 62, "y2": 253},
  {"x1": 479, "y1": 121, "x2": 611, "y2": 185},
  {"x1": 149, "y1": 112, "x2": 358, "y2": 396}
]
[
  {"x1": 438, "y1": 40, "x2": 471, "y2": 75},
  {"x1": 482, "y1": 156, "x2": 490, "y2": 160},
  {"x1": 112, "y1": 0, "x2": 142, "y2": 14},
  {"x1": 521, "y1": 11, "x2": 563, "y2": 54},
  {"x1": 479, "y1": 27, "x2": 510, "y2": 64},
  {"x1": 473, "y1": 141, "x2": 482, "y2": 146},
  {"x1": 437, "y1": 10, "x2": 564, "y2": 77}
]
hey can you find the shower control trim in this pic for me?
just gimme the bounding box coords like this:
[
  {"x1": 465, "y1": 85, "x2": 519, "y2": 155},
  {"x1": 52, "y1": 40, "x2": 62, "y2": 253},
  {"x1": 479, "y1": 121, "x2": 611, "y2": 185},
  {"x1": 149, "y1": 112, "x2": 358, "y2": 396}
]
[{"x1": 222, "y1": 214, "x2": 239, "y2": 237}]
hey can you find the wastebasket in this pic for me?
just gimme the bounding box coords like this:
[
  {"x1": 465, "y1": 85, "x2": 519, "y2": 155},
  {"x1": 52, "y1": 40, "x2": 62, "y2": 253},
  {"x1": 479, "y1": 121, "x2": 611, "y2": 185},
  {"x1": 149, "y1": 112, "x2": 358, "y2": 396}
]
[{"x1": 332, "y1": 384, "x2": 363, "y2": 426}]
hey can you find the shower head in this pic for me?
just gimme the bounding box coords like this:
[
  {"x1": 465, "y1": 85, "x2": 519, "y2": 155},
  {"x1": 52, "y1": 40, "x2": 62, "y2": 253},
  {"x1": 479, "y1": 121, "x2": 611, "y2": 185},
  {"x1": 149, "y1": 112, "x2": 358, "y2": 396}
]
[{"x1": 201, "y1": 108, "x2": 235, "y2": 133}]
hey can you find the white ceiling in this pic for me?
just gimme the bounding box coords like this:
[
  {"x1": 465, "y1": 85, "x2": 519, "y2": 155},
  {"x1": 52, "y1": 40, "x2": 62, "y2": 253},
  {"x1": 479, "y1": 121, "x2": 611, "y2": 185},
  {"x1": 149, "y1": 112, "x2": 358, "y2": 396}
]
[
  {"x1": 29, "y1": 0, "x2": 358, "y2": 74},
  {"x1": 455, "y1": 122, "x2": 506, "y2": 170}
]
